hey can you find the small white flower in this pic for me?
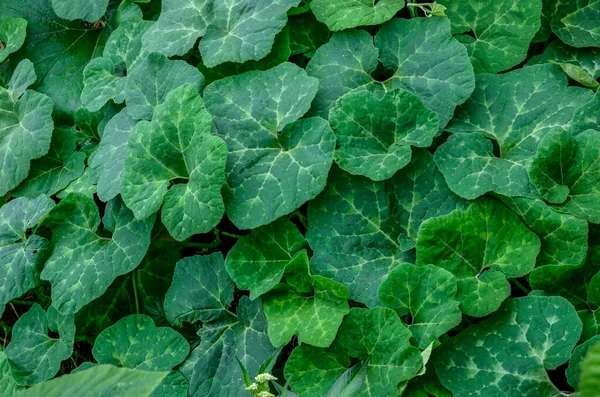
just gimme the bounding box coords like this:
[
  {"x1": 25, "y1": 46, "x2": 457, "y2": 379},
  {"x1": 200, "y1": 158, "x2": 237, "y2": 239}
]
[
  {"x1": 245, "y1": 383, "x2": 258, "y2": 391},
  {"x1": 257, "y1": 392, "x2": 275, "y2": 397},
  {"x1": 255, "y1": 373, "x2": 277, "y2": 383}
]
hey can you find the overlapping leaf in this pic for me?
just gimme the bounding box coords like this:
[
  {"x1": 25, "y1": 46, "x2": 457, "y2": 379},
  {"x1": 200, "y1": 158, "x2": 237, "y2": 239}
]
[
  {"x1": 0, "y1": 17, "x2": 26, "y2": 63},
  {"x1": 121, "y1": 84, "x2": 227, "y2": 241},
  {"x1": 204, "y1": 62, "x2": 335, "y2": 230},
  {"x1": 51, "y1": 0, "x2": 109, "y2": 23},
  {"x1": 310, "y1": 0, "x2": 405, "y2": 31},
  {"x1": 551, "y1": 0, "x2": 600, "y2": 48}
]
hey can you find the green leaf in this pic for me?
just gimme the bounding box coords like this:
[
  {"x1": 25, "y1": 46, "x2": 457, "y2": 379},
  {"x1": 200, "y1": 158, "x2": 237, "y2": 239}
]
[
  {"x1": 329, "y1": 88, "x2": 438, "y2": 181},
  {"x1": 121, "y1": 84, "x2": 226, "y2": 241},
  {"x1": 284, "y1": 341, "x2": 350, "y2": 396},
  {"x1": 92, "y1": 314, "x2": 189, "y2": 370},
  {"x1": 0, "y1": 351, "x2": 22, "y2": 396},
  {"x1": 51, "y1": 0, "x2": 109, "y2": 22},
  {"x1": 5, "y1": 304, "x2": 75, "y2": 386},
  {"x1": 500, "y1": 196, "x2": 588, "y2": 268},
  {"x1": 148, "y1": 372, "x2": 189, "y2": 397},
  {"x1": 551, "y1": 0, "x2": 600, "y2": 49},
  {"x1": 92, "y1": 109, "x2": 137, "y2": 202},
  {"x1": 581, "y1": 340, "x2": 600, "y2": 397},
  {"x1": 573, "y1": 90, "x2": 600, "y2": 136},
  {"x1": 324, "y1": 356, "x2": 370, "y2": 397},
  {"x1": 263, "y1": 274, "x2": 350, "y2": 348},
  {"x1": 179, "y1": 296, "x2": 277, "y2": 397},
  {"x1": 551, "y1": 61, "x2": 600, "y2": 90},
  {"x1": 0, "y1": 60, "x2": 53, "y2": 196},
  {"x1": 435, "y1": 64, "x2": 592, "y2": 200},
  {"x1": 529, "y1": 129, "x2": 600, "y2": 223},
  {"x1": 435, "y1": 296, "x2": 582, "y2": 396},
  {"x1": 56, "y1": 164, "x2": 98, "y2": 199},
  {"x1": 287, "y1": 12, "x2": 329, "y2": 56},
  {"x1": 0, "y1": 195, "x2": 54, "y2": 305},
  {"x1": 306, "y1": 17, "x2": 475, "y2": 130},
  {"x1": 437, "y1": 0, "x2": 542, "y2": 73},
  {"x1": 143, "y1": 0, "x2": 299, "y2": 67},
  {"x1": 40, "y1": 193, "x2": 154, "y2": 315},
  {"x1": 416, "y1": 198, "x2": 541, "y2": 317},
  {"x1": 310, "y1": 0, "x2": 405, "y2": 31},
  {"x1": 12, "y1": 128, "x2": 85, "y2": 198},
  {"x1": 388, "y1": 149, "x2": 466, "y2": 251},
  {"x1": 0, "y1": 17, "x2": 27, "y2": 63},
  {"x1": 136, "y1": 240, "x2": 181, "y2": 309},
  {"x1": 567, "y1": 335, "x2": 600, "y2": 390},
  {"x1": 204, "y1": 62, "x2": 335, "y2": 230},
  {"x1": 528, "y1": 39, "x2": 600, "y2": 82},
  {"x1": 163, "y1": 253, "x2": 235, "y2": 327},
  {"x1": 337, "y1": 307, "x2": 422, "y2": 397},
  {"x1": 7, "y1": 58, "x2": 36, "y2": 98},
  {"x1": 13, "y1": 365, "x2": 168, "y2": 397},
  {"x1": 378, "y1": 263, "x2": 461, "y2": 349},
  {"x1": 225, "y1": 218, "x2": 309, "y2": 300}
]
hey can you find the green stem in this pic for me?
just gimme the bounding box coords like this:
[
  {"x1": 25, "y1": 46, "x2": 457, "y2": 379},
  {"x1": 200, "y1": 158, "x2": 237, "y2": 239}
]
[
  {"x1": 10, "y1": 299, "x2": 35, "y2": 306},
  {"x1": 220, "y1": 231, "x2": 243, "y2": 239},
  {"x1": 408, "y1": 4, "x2": 418, "y2": 18},
  {"x1": 512, "y1": 278, "x2": 530, "y2": 294},
  {"x1": 132, "y1": 270, "x2": 141, "y2": 315}
]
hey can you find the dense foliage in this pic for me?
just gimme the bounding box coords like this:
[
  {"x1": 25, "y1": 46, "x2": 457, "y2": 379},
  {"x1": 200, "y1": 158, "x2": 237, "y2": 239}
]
[{"x1": 1, "y1": 0, "x2": 600, "y2": 396}]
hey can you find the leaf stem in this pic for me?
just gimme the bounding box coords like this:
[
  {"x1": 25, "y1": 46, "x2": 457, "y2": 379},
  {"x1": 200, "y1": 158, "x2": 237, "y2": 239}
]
[
  {"x1": 512, "y1": 279, "x2": 530, "y2": 294},
  {"x1": 219, "y1": 231, "x2": 243, "y2": 239},
  {"x1": 8, "y1": 303, "x2": 19, "y2": 319},
  {"x1": 132, "y1": 270, "x2": 141, "y2": 315},
  {"x1": 10, "y1": 299, "x2": 35, "y2": 306}
]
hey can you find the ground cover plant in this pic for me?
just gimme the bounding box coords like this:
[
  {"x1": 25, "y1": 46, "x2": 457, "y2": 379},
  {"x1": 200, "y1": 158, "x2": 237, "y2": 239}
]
[{"x1": 1, "y1": 0, "x2": 600, "y2": 396}]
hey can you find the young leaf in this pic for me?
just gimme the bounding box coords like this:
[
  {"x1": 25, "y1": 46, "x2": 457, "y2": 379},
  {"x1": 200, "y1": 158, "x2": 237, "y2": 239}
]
[
  {"x1": 235, "y1": 356, "x2": 252, "y2": 388},
  {"x1": 324, "y1": 356, "x2": 370, "y2": 397},
  {"x1": 257, "y1": 345, "x2": 284, "y2": 375}
]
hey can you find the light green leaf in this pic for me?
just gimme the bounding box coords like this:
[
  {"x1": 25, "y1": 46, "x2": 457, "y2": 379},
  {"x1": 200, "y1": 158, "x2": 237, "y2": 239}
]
[
  {"x1": 435, "y1": 64, "x2": 592, "y2": 200},
  {"x1": 573, "y1": 90, "x2": 600, "y2": 136},
  {"x1": 92, "y1": 109, "x2": 137, "y2": 202},
  {"x1": 7, "y1": 59, "x2": 36, "y2": 99},
  {"x1": 56, "y1": 164, "x2": 98, "y2": 199},
  {"x1": 164, "y1": 253, "x2": 235, "y2": 327},
  {"x1": 12, "y1": 128, "x2": 85, "y2": 198},
  {"x1": 310, "y1": 0, "x2": 405, "y2": 31},
  {"x1": 40, "y1": 193, "x2": 154, "y2": 315},
  {"x1": 121, "y1": 84, "x2": 226, "y2": 241},
  {"x1": 92, "y1": 314, "x2": 189, "y2": 371},
  {"x1": 437, "y1": 0, "x2": 542, "y2": 73},
  {"x1": 528, "y1": 40, "x2": 600, "y2": 81},
  {"x1": 378, "y1": 263, "x2": 461, "y2": 349},
  {"x1": 337, "y1": 307, "x2": 422, "y2": 397},
  {"x1": 388, "y1": 149, "x2": 466, "y2": 252},
  {"x1": 51, "y1": 0, "x2": 109, "y2": 22},
  {"x1": 225, "y1": 218, "x2": 309, "y2": 300},
  {"x1": 0, "y1": 60, "x2": 53, "y2": 196},
  {"x1": 581, "y1": 340, "x2": 600, "y2": 397},
  {"x1": 551, "y1": 61, "x2": 600, "y2": 89},
  {"x1": 13, "y1": 365, "x2": 168, "y2": 397},
  {"x1": 567, "y1": 335, "x2": 600, "y2": 390},
  {"x1": 500, "y1": 196, "x2": 588, "y2": 268},
  {"x1": 329, "y1": 89, "x2": 438, "y2": 181},
  {"x1": 263, "y1": 274, "x2": 350, "y2": 348},
  {"x1": 0, "y1": 195, "x2": 54, "y2": 305},
  {"x1": 551, "y1": 0, "x2": 600, "y2": 48},
  {"x1": 416, "y1": 198, "x2": 541, "y2": 317},
  {"x1": 529, "y1": 129, "x2": 600, "y2": 223},
  {"x1": 306, "y1": 17, "x2": 475, "y2": 130},
  {"x1": 204, "y1": 62, "x2": 334, "y2": 230},
  {"x1": 0, "y1": 17, "x2": 27, "y2": 63},
  {"x1": 0, "y1": 351, "x2": 22, "y2": 396},
  {"x1": 284, "y1": 341, "x2": 350, "y2": 397},
  {"x1": 179, "y1": 296, "x2": 277, "y2": 397},
  {"x1": 435, "y1": 296, "x2": 582, "y2": 396},
  {"x1": 5, "y1": 304, "x2": 75, "y2": 386}
]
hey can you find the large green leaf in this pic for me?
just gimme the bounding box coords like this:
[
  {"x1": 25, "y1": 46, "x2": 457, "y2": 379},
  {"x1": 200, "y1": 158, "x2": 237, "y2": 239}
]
[
  {"x1": 179, "y1": 297, "x2": 276, "y2": 397},
  {"x1": 284, "y1": 341, "x2": 350, "y2": 396},
  {"x1": 378, "y1": 263, "x2": 461, "y2": 349},
  {"x1": 337, "y1": 307, "x2": 422, "y2": 397},
  {"x1": 204, "y1": 62, "x2": 334, "y2": 230},
  {"x1": 163, "y1": 253, "x2": 235, "y2": 327},
  {"x1": 12, "y1": 128, "x2": 85, "y2": 198},
  {"x1": 437, "y1": 0, "x2": 542, "y2": 73},
  {"x1": 263, "y1": 273, "x2": 350, "y2": 348},
  {"x1": 0, "y1": 195, "x2": 54, "y2": 305},
  {"x1": 388, "y1": 149, "x2": 466, "y2": 252},
  {"x1": 143, "y1": 0, "x2": 299, "y2": 67},
  {"x1": 306, "y1": 17, "x2": 475, "y2": 130},
  {"x1": 573, "y1": 91, "x2": 600, "y2": 136},
  {"x1": 0, "y1": 17, "x2": 26, "y2": 63},
  {"x1": 434, "y1": 64, "x2": 592, "y2": 200},
  {"x1": 416, "y1": 198, "x2": 541, "y2": 317},
  {"x1": 40, "y1": 193, "x2": 154, "y2": 315},
  {"x1": 92, "y1": 314, "x2": 189, "y2": 371},
  {"x1": 121, "y1": 84, "x2": 227, "y2": 241},
  {"x1": 328, "y1": 88, "x2": 438, "y2": 181},
  {"x1": 51, "y1": 0, "x2": 109, "y2": 22},
  {"x1": 0, "y1": 60, "x2": 53, "y2": 196},
  {"x1": 551, "y1": 0, "x2": 600, "y2": 48},
  {"x1": 310, "y1": 0, "x2": 404, "y2": 31},
  {"x1": 435, "y1": 296, "x2": 582, "y2": 396},
  {"x1": 529, "y1": 129, "x2": 600, "y2": 223},
  {"x1": 581, "y1": 340, "x2": 600, "y2": 397},
  {"x1": 225, "y1": 218, "x2": 309, "y2": 300},
  {"x1": 4, "y1": 304, "x2": 74, "y2": 386},
  {"x1": 13, "y1": 365, "x2": 168, "y2": 397}
]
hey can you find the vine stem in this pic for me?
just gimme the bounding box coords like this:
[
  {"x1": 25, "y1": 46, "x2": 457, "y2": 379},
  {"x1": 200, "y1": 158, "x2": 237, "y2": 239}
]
[
  {"x1": 512, "y1": 279, "x2": 530, "y2": 294},
  {"x1": 132, "y1": 270, "x2": 141, "y2": 315}
]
